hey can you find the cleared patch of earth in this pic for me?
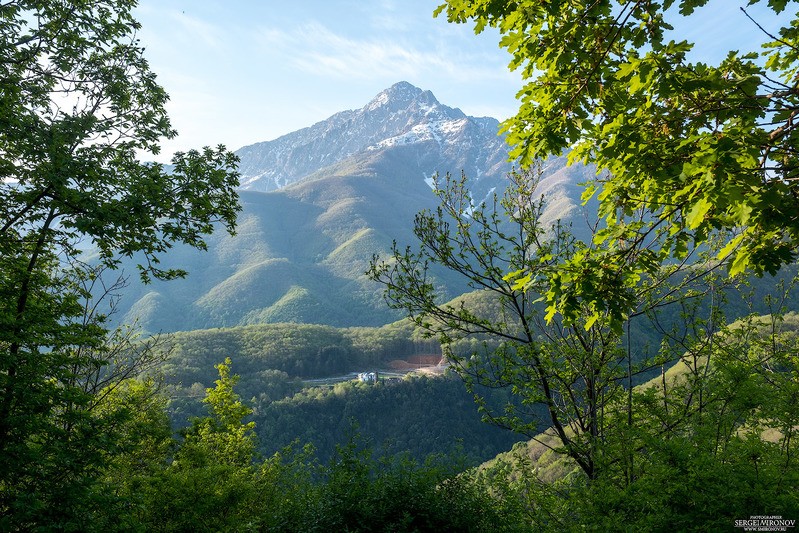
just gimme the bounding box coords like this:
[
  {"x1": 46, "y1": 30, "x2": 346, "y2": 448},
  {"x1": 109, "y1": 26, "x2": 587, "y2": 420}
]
[{"x1": 304, "y1": 354, "x2": 447, "y2": 386}]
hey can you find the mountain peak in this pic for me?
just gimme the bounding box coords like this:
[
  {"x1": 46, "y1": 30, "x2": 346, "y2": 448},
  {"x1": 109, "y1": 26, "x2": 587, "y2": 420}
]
[
  {"x1": 235, "y1": 81, "x2": 501, "y2": 192},
  {"x1": 365, "y1": 81, "x2": 436, "y2": 112}
]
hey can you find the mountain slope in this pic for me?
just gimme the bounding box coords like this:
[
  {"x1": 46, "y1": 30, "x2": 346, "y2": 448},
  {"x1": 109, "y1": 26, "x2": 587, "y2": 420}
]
[{"x1": 106, "y1": 83, "x2": 597, "y2": 333}]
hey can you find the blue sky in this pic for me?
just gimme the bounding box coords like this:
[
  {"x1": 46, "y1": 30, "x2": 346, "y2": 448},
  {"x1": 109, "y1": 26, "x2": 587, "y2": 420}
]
[{"x1": 133, "y1": 1, "x2": 792, "y2": 162}]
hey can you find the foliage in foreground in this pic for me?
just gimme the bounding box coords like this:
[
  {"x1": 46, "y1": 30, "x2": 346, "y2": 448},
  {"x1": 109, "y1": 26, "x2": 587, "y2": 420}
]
[
  {"x1": 436, "y1": 0, "x2": 799, "y2": 325},
  {"x1": 6, "y1": 359, "x2": 523, "y2": 532},
  {"x1": 0, "y1": 0, "x2": 239, "y2": 523},
  {"x1": 475, "y1": 312, "x2": 799, "y2": 531},
  {"x1": 369, "y1": 164, "x2": 799, "y2": 528},
  {"x1": 5, "y1": 336, "x2": 798, "y2": 531}
]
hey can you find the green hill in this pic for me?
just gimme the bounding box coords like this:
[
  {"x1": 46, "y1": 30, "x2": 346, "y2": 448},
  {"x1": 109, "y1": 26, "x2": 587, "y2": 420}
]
[{"x1": 100, "y1": 149, "x2": 595, "y2": 334}]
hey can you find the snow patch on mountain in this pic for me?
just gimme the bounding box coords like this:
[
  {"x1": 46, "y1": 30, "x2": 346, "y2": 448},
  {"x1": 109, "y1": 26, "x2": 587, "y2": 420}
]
[
  {"x1": 368, "y1": 92, "x2": 390, "y2": 110},
  {"x1": 368, "y1": 118, "x2": 469, "y2": 150},
  {"x1": 424, "y1": 174, "x2": 436, "y2": 189}
]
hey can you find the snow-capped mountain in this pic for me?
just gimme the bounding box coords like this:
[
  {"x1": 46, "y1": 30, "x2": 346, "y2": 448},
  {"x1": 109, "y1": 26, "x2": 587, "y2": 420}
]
[
  {"x1": 235, "y1": 81, "x2": 512, "y2": 196},
  {"x1": 106, "y1": 82, "x2": 596, "y2": 333}
]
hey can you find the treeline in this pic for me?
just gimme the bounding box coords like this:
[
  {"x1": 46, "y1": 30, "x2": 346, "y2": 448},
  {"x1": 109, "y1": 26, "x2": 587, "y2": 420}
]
[
  {"x1": 166, "y1": 368, "x2": 526, "y2": 465},
  {"x1": 159, "y1": 320, "x2": 528, "y2": 466},
  {"x1": 160, "y1": 321, "x2": 436, "y2": 385}
]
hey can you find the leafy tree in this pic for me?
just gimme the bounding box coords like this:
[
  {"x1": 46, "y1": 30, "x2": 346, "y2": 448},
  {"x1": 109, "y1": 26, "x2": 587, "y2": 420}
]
[
  {"x1": 424, "y1": 2, "x2": 799, "y2": 520},
  {"x1": 180, "y1": 357, "x2": 257, "y2": 467},
  {"x1": 89, "y1": 377, "x2": 175, "y2": 532},
  {"x1": 369, "y1": 168, "x2": 723, "y2": 480},
  {"x1": 435, "y1": 0, "x2": 799, "y2": 323},
  {"x1": 0, "y1": 264, "x2": 177, "y2": 530},
  {"x1": 136, "y1": 359, "x2": 265, "y2": 532},
  {"x1": 268, "y1": 432, "x2": 527, "y2": 533},
  {"x1": 0, "y1": 0, "x2": 239, "y2": 525},
  {"x1": 501, "y1": 309, "x2": 799, "y2": 530}
]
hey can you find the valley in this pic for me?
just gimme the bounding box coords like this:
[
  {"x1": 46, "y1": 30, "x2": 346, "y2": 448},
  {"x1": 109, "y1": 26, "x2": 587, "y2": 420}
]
[
  {"x1": 111, "y1": 82, "x2": 799, "y2": 470},
  {"x1": 5, "y1": 2, "x2": 799, "y2": 529}
]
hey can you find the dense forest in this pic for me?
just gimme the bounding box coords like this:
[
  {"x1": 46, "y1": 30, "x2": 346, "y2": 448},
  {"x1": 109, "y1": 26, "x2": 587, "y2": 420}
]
[
  {"x1": 252, "y1": 374, "x2": 525, "y2": 465},
  {"x1": 3, "y1": 1, "x2": 799, "y2": 531},
  {"x1": 159, "y1": 267, "x2": 799, "y2": 468},
  {"x1": 157, "y1": 320, "x2": 525, "y2": 465}
]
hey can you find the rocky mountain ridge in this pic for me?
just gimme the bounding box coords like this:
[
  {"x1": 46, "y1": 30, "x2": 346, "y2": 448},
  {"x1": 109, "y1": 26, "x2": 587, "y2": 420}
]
[
  {"x1": 235, "y1": 81, "x2": 512, "y2": 197},
  {"x1": 104, "y1": 82, "x2": 596, "y2": 333}
]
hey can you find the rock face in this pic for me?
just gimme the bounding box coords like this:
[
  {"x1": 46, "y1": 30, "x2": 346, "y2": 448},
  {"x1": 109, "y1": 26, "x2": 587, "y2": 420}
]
[
  {"x1": 107, "y1": 82, "x2": 597, "y2": 333},
  {"x1": 235, "y1": 81, "x2": 512, "y2": 200}
]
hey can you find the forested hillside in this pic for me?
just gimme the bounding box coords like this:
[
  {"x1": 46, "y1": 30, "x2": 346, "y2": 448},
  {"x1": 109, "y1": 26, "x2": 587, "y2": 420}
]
[
  {"x1": 160, "y1": 321, "x2": 424, "y2": 384},
  {"x1": 3, "y1": 0, "x2": 799, "y2": 531},
  {"x1": 100, "y1": 109, "x2": 597, "y2": 334},
  {"x1": 153, "y1": 319, "x2": 522, "y2": 464},
  {"x1": 254, "y1": 375, "x2": 526, "y2": 465}
]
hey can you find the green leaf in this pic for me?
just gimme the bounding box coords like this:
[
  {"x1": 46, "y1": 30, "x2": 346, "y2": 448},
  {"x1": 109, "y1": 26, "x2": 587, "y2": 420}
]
[
  {"x1": 729, "y1": 249, "x2": 751, "y2": 277},
  {"x1": 685, "y1": 197, "x2": 712, "y2": 229}
]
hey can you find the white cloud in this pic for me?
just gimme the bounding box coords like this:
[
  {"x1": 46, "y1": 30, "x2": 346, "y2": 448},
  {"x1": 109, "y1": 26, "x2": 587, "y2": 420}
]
[
  {"x1": 254, "y1": 21, "x2": 509, "y2": 84},
  {"x1": 134, "y1": 0, "x2": 522, "y2": 159}
]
